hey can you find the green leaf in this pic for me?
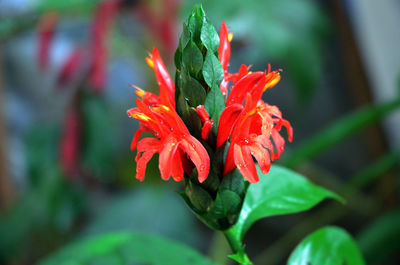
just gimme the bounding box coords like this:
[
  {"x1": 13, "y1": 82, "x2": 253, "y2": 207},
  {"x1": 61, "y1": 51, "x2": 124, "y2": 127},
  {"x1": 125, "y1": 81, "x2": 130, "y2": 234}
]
[
  {"x1": 357, "y1": 209, "x2": 400, "y2": 265},
  {"x1": 288, "y1": 226, "x2": 366, "y2": 265},
  {"x1": 183, "y1": 41, "x2": 203, "y2": 76},
  {"x1": 82, "y1": 187, "x2": 201, "y2": 248},
  {"x1": 201, "y1": 19, "x2": 220, "y2": 52},
  {"x1": 181, "y1": 74, "x2": 207, "y2": 107},
  {"x1": 180, "y1": 22, "x2": 191, "y2": 50},
  {"x1": 219, "y1": 169, "x2": 247, "y2": 198},
  {"x1": 283, "y1": 99, "x2": 400, "y2": 168},
  {"x1": 229, "y1": 165, "x2": 343, "y2": 242},
  {"x1": 208, "y1": 190, "x2": 242, "y2": 219},
  {"x1": 185, "y1": 179, "x2": 213, "y2": 213},
  {"x1": 202, "y1": 51, "x2": 224, "y2": 88},
  {"x1": 204, "y1": 84, "x2": 225, "y2": 129},
  {"x1": 188, "y1": 5, "x2": 205, "y2": 43},
  {"x1": 37, "y1": 232, "x2": 219, "y2": 265},
  {"x1": 174, "y1": 48, "x2": 182, "y2": 70}
]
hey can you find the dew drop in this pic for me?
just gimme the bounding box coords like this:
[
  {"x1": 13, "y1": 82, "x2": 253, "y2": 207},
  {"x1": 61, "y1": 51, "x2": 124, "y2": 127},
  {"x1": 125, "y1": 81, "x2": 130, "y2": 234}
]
[{"x1": 199, "y1": 165, "x2": 206, "y2": 172}]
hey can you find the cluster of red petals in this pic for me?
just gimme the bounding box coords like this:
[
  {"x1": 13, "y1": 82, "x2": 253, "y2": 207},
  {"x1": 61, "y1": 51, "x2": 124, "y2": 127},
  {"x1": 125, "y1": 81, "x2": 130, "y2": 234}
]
[
  {"x1": 129, "y1": 21, "x2": 292, "y2": 184},
  {"x1": 216, "y1": 23, "x2": 293, "y2": 183},
  {"x1": 128, "y1": 48, "x2": 209, "y2": 183}
]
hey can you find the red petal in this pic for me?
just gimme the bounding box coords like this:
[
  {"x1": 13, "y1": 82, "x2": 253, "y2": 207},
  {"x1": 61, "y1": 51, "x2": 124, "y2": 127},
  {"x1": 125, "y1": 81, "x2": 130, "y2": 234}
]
[
  {"x1": 180, "y1": 135, "x2": 210, "y2": 183},
  {"x1": 136, "y1": 149, "x2": 157, "y2": 181},
  {"x1": 201, "y1": 120, "x2": 213, "y2": 140},
  {"x1": 233, "y1": 144, "x2": 259, "y2": 183},
  {"x1": 218, "y1": 21, "x2": 231, "y2": 72},
  {"x1": 130, "y1": 126, "x2": 145, "y2": 150},
  {"x1": 171, "y1": 150, "x2": 184, "y2": 182},
  {"x1": 246, "y1": 143, "x2": 271, "y2": 174},
  {"x1": 217, "y1": 103, "x2": 243, "y2": 148},
  {"x1": 136, "y1": 137, "x2": 160, "y2": 154},
  {"x1": 159, "y1": 135, "x2": 179, "y2": 180},
  {"x1": 195, "y1": 105, "x2": 210, "y2": 122},
  {"x1": 223, "y1": 143, "x2": 235, "y2": 176},
  {"x1": 271, "y1": 129, "x2": 285, "y2": 159},
  {"x1": 226, "y1": 72, "x2": 265, "y2": 106},
  {"x1": 151, "y1": 47, "x2": 175, "y2": 108}
]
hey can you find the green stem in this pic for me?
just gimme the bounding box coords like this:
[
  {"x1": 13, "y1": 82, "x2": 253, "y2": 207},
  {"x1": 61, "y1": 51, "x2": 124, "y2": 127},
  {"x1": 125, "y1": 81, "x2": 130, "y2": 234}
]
[
  {"x1": 223, "y1": 228, "x2": 253, "y2": 265},
  {"x1": 223, "y1": 228, "x2": 242, "y2": 253}
]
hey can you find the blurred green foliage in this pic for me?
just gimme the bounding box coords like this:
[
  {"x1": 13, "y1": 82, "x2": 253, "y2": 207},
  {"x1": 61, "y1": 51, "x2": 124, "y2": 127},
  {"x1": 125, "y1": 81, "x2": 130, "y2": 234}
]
[
  {"x1": 182, "y1": 0, "x2": 330, "y2": 102},
  {"x1": 38, "y1": 232, "x2": 218, "y2": 265}
]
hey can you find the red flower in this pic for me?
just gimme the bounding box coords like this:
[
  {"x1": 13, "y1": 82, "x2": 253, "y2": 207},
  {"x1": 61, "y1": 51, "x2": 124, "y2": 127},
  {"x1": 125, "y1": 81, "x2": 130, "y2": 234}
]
[
  {"x1": 128, "y1": 48, "x2": 210, "y2": 182},
  {"x1": 218, "y1": 21, "x2": 232, "y2": 97},
  {"x1": 194, "y1": 105, "x2": 213, "y2": 140},
  {"x1": 216, "y1": 22, "x2": 292, "y2": 183}
]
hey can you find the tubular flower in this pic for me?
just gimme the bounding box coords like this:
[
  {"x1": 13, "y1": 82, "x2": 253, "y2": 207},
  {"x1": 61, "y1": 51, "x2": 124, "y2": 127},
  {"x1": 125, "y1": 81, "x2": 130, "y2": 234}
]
[
  {"x1": 218, "y1": 21, "x2": 231, "y2": 97},
  {"x1": 216, "y1": 23, "x2": 292, "y2": 183},
  {"x1": 194, "y1": 105, "x2": 213, "y2": 140},
  {"x1": 128, "y1": 48, "x2": 210, "y2": 183}
]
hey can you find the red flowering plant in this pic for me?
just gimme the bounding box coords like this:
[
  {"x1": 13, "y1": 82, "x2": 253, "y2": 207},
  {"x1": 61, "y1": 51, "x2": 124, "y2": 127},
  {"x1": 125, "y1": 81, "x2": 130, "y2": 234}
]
[{"x1": 125, "y1": 5, "x2": 365, "y2": 265}]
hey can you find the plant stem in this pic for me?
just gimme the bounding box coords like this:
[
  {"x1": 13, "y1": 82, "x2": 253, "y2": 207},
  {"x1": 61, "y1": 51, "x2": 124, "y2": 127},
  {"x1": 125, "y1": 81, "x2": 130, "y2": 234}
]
[
  {"x1": 223, "y1": 228, "x2": 253, "y2": 265},
  {"x1": 223, "y1": 228, "x2": 242, "y2": 253}
]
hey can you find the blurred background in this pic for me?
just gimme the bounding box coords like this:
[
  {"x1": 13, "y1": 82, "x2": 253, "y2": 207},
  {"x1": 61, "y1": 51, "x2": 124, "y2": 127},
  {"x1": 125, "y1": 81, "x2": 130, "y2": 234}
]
[{"x1": 0, "y1": 0, "x2": 399, "y2": 264}]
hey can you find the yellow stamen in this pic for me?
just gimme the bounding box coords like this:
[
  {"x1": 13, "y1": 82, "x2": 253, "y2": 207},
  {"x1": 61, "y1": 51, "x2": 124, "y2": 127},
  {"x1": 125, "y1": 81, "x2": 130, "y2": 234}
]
[
  {"x1": 130, "y1": 85, "x2": 146, "y2": 98},
  {"x1": 145, "y1": 57, "x2": 154, "y2": 69},
  {"x1": 152, "y1": 105, "x2": 170, "y2": 113},
  {"x1": 130, "y1": 113, "x2": 152, "y2": 122},
  {"x1": 228, "y1": 33, "x2": 233, "y2": 42},
  {"x1": 264, "y1": 74, "x2": 281, "y2": 91}
]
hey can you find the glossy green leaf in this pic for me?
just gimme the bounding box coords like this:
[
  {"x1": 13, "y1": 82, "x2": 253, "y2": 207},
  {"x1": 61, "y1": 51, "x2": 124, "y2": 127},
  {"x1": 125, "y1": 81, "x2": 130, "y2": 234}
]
[
  {"x1": 183, "y1": 41, "x2": 204, "y2": 76},
  {"x1": 288, "y1": 226, "x2": 366, "y2": 265},
  {"x1": 201, "y1": 19, "x2": 220, "y2": 52},
  {"x1": 357, "y1": 209, "x2": 400, "y2": 265},
  {"x1": 204, "y1": 84, "x2": 225, "y2": 129},
  {"x1": 37, "y1": 232, "x2": 219, "y2": 265},
  {"x1": 181, "y1": 75, "x2": 207, "y2": 107},
  {"x1": 180, "y1": 22, "x2": 191, "y2": 51},
  {"x1": 208, "y1": 190, "x2": 242, "y2": 219},
  {"x1": 185, "y1": 179, "x2": 213, "y2": 213},
  {"x1": 188, "y1": 5, "x2": 205, "y2": 43},
  {"x1": 228, "y1": 165, "x2": 343, "y2": 242},
  {"x1": 202, "y1": 51, "x2": 224, "y2": 88},
  {"x1": 219, "y1": 169, "x2": 247, "y2": 198}
]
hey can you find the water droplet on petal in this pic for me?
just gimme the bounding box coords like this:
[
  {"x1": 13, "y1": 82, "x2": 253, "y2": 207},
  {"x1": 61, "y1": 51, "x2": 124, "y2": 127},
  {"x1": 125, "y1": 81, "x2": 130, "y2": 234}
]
[{"x1": 199, "y1": 165, "x2": 205, "y2": 172}]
